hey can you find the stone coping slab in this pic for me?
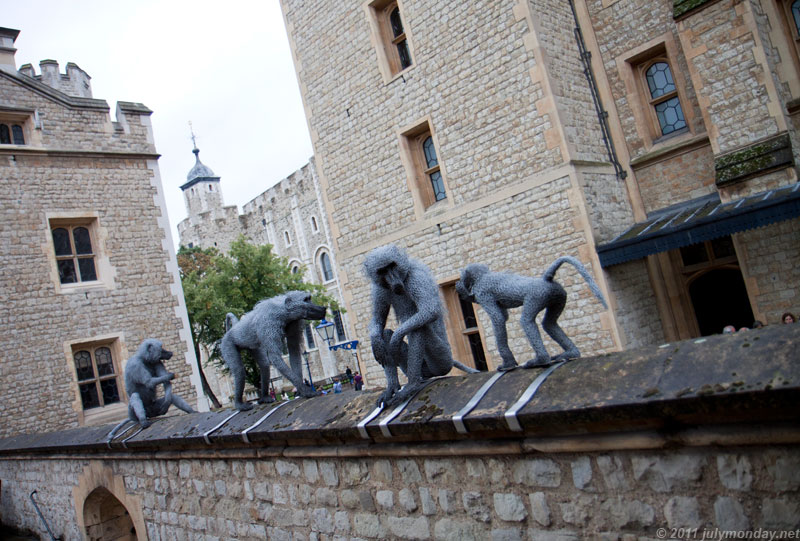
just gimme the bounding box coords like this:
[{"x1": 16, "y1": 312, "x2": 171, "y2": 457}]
[{"x1": 0, "y1": 324, "x2": 797, "y2": 455}]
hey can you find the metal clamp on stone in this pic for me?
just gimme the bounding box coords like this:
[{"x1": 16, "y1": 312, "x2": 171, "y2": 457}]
[
  {"x1": 203, "y1": 410, "x2": 241, "y2": 445},
  {"x1": 357, "y1": 404, "x2": 385, "y2": 439},
  {"x1": 241, "y1": 400, "x2": 292, "y2": 444},
  {"x1": 452, "y1": 370, "x2": 510, "y2": 434},
  {"x1": 379, "y1": 377, "x2": 442, "y2": 438},
  {"x1": 504, "y1": 361, "x2": 567, "y2": 432}
]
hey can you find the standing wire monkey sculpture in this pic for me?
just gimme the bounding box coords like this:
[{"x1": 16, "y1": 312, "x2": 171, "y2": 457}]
[
  {"x1": 106, "y1": 339, "x2": 195, "y2": 443},
  {"x1": 455, "y1": 256, "x2": 608, "y2": 370},
  {"x1": 220, "y1": 291, "x2": 328, "y2": 411},
  {"x1": 364, "y1": 244, "x2": 479, "y2": 407}
]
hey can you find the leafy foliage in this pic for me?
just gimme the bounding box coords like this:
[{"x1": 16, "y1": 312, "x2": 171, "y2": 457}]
[{"x1": 177, "y1": 237, "x2": 340, "y2": 388}]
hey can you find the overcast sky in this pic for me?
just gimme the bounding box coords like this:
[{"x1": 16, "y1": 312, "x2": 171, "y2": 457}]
[{"x1": 5, "y1": 1, "x2": 314, "y2": 246}]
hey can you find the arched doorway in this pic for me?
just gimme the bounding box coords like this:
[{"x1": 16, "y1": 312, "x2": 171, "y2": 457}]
[
  {"x1": 688, "y1": 267, "x2": 754, "y2": 336},
  {"x1": 83, "y1": 487, "x2": 136, "y2": 541}
]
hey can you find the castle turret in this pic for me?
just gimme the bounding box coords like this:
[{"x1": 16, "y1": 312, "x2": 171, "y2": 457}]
[
  {"x1": 180, "y1": 145, "x2": 223, "y2": 216},
  {"x1": 0, "y1": 27, "x2": 20, "y2": 74}
]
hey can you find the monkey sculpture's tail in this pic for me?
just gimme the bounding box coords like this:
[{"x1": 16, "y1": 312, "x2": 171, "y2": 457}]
[
  {"x1": 543, "y1": 256, "x2": 608, "y2": 309},
  {"x1": 225, "y1": 313, "x2": 239, "y2": 333},
  {"x1": 453, "y1": 359, "x2": 480, "y2": 374}
]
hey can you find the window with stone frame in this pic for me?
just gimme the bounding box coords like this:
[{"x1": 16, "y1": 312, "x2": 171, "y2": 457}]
[
  {"x1": 304, "y1": 323, "x2": 316, "y2": 350},
  {"x1": 72, "y1": 342, "x2": 122, "y2": 411},
  {"x1": 366, "y1": 0, "x2": 414, "y2": 80},
  {"x1": 319, "y1": 252, "x2": 335, "y2": 282},
  {"x1": 776, "y1": 0, "x2": 800, "y2": 87},
  {"x1": 399, "y1": 120, "x2": 449, "y2": 213},
  {"x1": 641, "y1": 58, "x2": 687, "y2": 138},
  {"x1": 0, "y1": 122, "x2": 25, "y2": 145},
  {"x1": 333, "y1": 310, "x2": 347, "y2": 342},
  {"x1": 441, "y1": 282, "x2": 489, "y2": 371},
  {"x1": 50, "y1": 221, "x2": 99, "y2": 285}
]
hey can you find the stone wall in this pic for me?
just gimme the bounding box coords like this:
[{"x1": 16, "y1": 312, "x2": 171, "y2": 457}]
[
  {"x1": 0, "y1": 65, "x2": 200, "y2": 438},
  {"x1": 1, "y1": 324, "x2": 798, "y2": 540}
]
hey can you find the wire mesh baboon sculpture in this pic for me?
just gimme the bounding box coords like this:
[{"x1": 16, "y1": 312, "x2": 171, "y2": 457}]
[
  {"x1": 221, "y1": 291, "x2": 328, "y2": 411},
  {"x1": 456, "y1": 256, "x2": 607, "y2": 370},
  {"x1": 364, "y1": 244, "x2": 479, "y2": 407},
  {"x1": 106, "y1": 339, "x2": 195, "y2": 442}
]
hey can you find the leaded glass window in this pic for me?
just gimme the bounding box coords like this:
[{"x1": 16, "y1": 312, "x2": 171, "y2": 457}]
[
  {"x1": 320, "y1": 252, "x2": 334, "y2": 281},
  {"x1": 0, "y1": 124, "x2": 9, "y2": 144},
  {"x1": 0, "y1": 124, "x2": 25, "y2": 144},
  {"x1": 422, "y1": 136, "x2": 446, "y2": 202},
  {"x1": 793, "y1": 0, "x2": 800, "y2": 35},
  {"x1": 73, "y1": 345, "x2": 120, "y2": 410},
  {"x1": 389, "y1": 7, "x2": 412, "y2": 70},
  {"x1": 51, "y1": 224, "x2": 98, "y2": 284},
  {"x1": 333, "y1": 311, "x2": 347, "y2": 341},
  {"x1": 645, "y1": 61, "x2": 686, "y2": 136},
  {"x1": 12, "y1": 125, "x2": 24, "y2": 144},
  {"x1": 305, "y1": 324, "x2": 316, "y2": 349}
]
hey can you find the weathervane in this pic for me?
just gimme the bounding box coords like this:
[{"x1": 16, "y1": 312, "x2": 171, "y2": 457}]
[{"x1": 189, "y1": 121, "x2": 198, "y2": 151}]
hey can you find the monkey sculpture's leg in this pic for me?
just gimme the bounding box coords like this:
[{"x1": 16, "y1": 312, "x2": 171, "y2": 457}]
[
  {"x1": 264, "y1": 346, "x2": 316, "y2": 398},
  {"x1": 541, "y1": 292, "x2": 580, "y2": 362},
  {"x1": 255, "y1": 349, "x2": 275, "y2": 404},
  {"x1": 483, "y1": 304, "x2": 517, "y2": 370},
  {"x1": 520, "y1": 294, "x2": 552, "y2": 368},
  {"x1": 171, "y1": 393, "x2": 196, "y2": 413},
  {"x1": 383, "y1": 330, "x2": 427, "y2": 406},
  {"x1": 221, "y1": 336, "x2": 252, "y2": 411},
  {"x1": 376, "y1": 329, "x2": 405, "y2": 406},
  {"x1": 130, "y1": 393, "x2": 152, "y2": 428}
]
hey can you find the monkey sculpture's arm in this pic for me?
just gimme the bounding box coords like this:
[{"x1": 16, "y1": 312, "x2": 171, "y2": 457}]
[
  {"x1": 387, "y1": 269, "x2": 441, "y2": 357},
  {"x1": 368, "y1": 283, "x2": 392, "y2": 364}
]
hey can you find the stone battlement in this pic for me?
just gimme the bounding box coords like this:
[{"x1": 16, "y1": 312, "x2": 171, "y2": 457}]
[{"x1": 18, "y1": 59, "x2": 93, "y2": 98}]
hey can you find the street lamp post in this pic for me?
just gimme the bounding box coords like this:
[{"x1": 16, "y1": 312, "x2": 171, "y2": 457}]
[{"x1": 302, "y1": 350, "x2": 314, "y2": 392}]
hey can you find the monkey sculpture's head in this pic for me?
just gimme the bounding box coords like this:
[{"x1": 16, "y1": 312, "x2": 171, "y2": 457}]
[
  {"x1": 282, "y1": 290, "x2": 328, "y2": 321},
  {"x1": 364, "y1": 244, "x2": 411, "y2": 296},
  {"x1": 455, "y1": 264, "x2": 491, "y2": 303},
  {"x1": 138, "y1": 338, "x2": 173, "y2": 365}
]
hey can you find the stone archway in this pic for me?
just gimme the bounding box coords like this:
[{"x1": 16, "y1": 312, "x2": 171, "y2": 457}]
[{"x1": 82, "y1": 487, "x2": 136, "y2": 541}]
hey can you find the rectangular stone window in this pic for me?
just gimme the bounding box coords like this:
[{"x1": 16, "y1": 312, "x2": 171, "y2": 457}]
[
  {"x1": 365, "y1": 0, "x2": 414, "y2": 82},
  {"x1": 47, "y1": 214, "x2": 114, "y2": 293},
  {"x1": 617, "y1": 36, "x2": 695, "y2": 150},
  {"x1": 65, "y1": 336, "x2": 127, "y2": 426},
  {"x1": 0, "y1": 108, "x2": 34, "y2": 146},
  {"x1": 440, "y1": 282, "x2": 489, "y2": 372},
  {"x1": 399, "y1": 119, "x2": 451, "y2": 216}
]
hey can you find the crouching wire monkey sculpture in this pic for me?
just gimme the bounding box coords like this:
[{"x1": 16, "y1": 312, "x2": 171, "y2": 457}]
[
  {"x1": 107, "y1": 339, "x2": 195, "y2": 442},
  {"x1": 221, "y1": 291, "x2": 328, "y2": 411},
  {"x1": 455, "y1": 256, "x2": 608, "y2": 370},
  {"x1": 364, "y1": 244, "x2": 479, "y2": 407}
]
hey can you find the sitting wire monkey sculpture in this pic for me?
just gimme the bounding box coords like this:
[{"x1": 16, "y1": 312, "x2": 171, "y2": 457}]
[
  {"x1": 221, "y1": 291, "x2": 328, "y2": 410},
  {"x1": 364, "y1": 244, "x2": 479, "y2": 407},
  {"x1": 107, "y1": 339, "x2": 195, "y2": 442},
  {"x1": 455, "y1": 256, "x2": 608, "y2": 370}
]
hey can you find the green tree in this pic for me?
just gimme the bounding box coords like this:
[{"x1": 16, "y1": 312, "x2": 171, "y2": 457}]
[{"x1": 177, "y1": 237, "x2": 340, "y2": 401}]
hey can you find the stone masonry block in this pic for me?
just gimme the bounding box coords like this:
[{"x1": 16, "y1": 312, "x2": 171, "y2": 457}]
[
  {"x1": 631, "y1": 455, "x2": 705, "y2": 492},
  {"x1": 664, "y1": 496, "x2": 702, "y2": 529},
  {"x1": 512, "y1": 459, "x2": 561, "y2": 487},
  {"x1": 714, "y1": 496, "x2": 750, "y2": 531},
  {"x1": 494, "y1": 493, "x2": 528, "y2": 522},
  {"x1": 716, "y1": 455, "x2": 752, "y2": 491}
]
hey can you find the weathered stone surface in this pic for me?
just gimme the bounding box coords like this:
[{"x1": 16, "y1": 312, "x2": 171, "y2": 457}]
[
  {"x1": 315, "y1": 487, "x2": 337, "y2": 507},
  {"x1": 376, "y1": 489, "x2": 394, "y2": 509},
  {"x1": 384, "y1": 516, "x2": 431, "y2": 540},
  {"x1": 597, "y1": 456, "x2": 629, "y2": 490},
  {"x1": 399, "y1": 460, "x2": 423, "y2": 484},
  {"x1": 767, "y1": 456, "x2": 800, "y2": 491},
  {"x1": 311, "y1": 508, "x2": 334, "y2": 534},
  {"x1": 560, "y1": 495, "x2": 598, "y2": 526},
  {"x1": 276, "y1": 459, "x2": 301, "y2": 478},
  {"x1": 512, "y1": 459, "x2": 561, "y2": 487},
  {"x1": 399, "y1": 487, "x2": 418, "y2": 512},
  {"x1": 716, "y1": 455, "x2": 752, "y2": 491},
  {"x1": 571, "y1": 457, "x2": 593, "y2": 490},
  {"x1": 631, "y1": 455, "x2": 705, "y2": 492},
  {"x1": 491, "y1": 528, "x2": 524, "y2": 541},
  {"x1": 714, "y1": 496, "x2": 750, "y2": 531},
  {"x1": 600, "y1": 497, "x2": 655, "y2": 529},
  {"x1": 438, "y1": 489, "x2": 458, "y2": 514},
  {"x1": 304, "y1": 460, "x2": 320, "y2": 483},
  {"x1": 494, "y1": 493, "x2": 528, "y2": 522},
  {"x1": 664, "y1": 496, "x2": 702, "y2": 529},
  {"x1": 527, "y1": 530, "x2": 580, "y2": 541},
  {"x1": 761, "y1": 498, "x2": 800, "y2": 529},
  {"x1": 373, "y1": 459, "x2": 393, "y2": 483},
  {"x1": 433, "y1": 518, "x2": 482, "y2": 541},
  {"x1": 420, "y1": 487, "x2": 437, "y2": 516},
  {"x1": 353, "y1": 513, "x2": 386, "y2": 538},
  {"x1": 340, "y1": 489, "x2": 359, "y2": 510},
  {"x1": 529, "y1": 492, "x2": 552, "y2": 526},
  {"x1": 462, "y1": 491, "x2": 490, "y2": 523},
  {"x1": 319, "y1": 461, "x2": 339, "y2": 487}
]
